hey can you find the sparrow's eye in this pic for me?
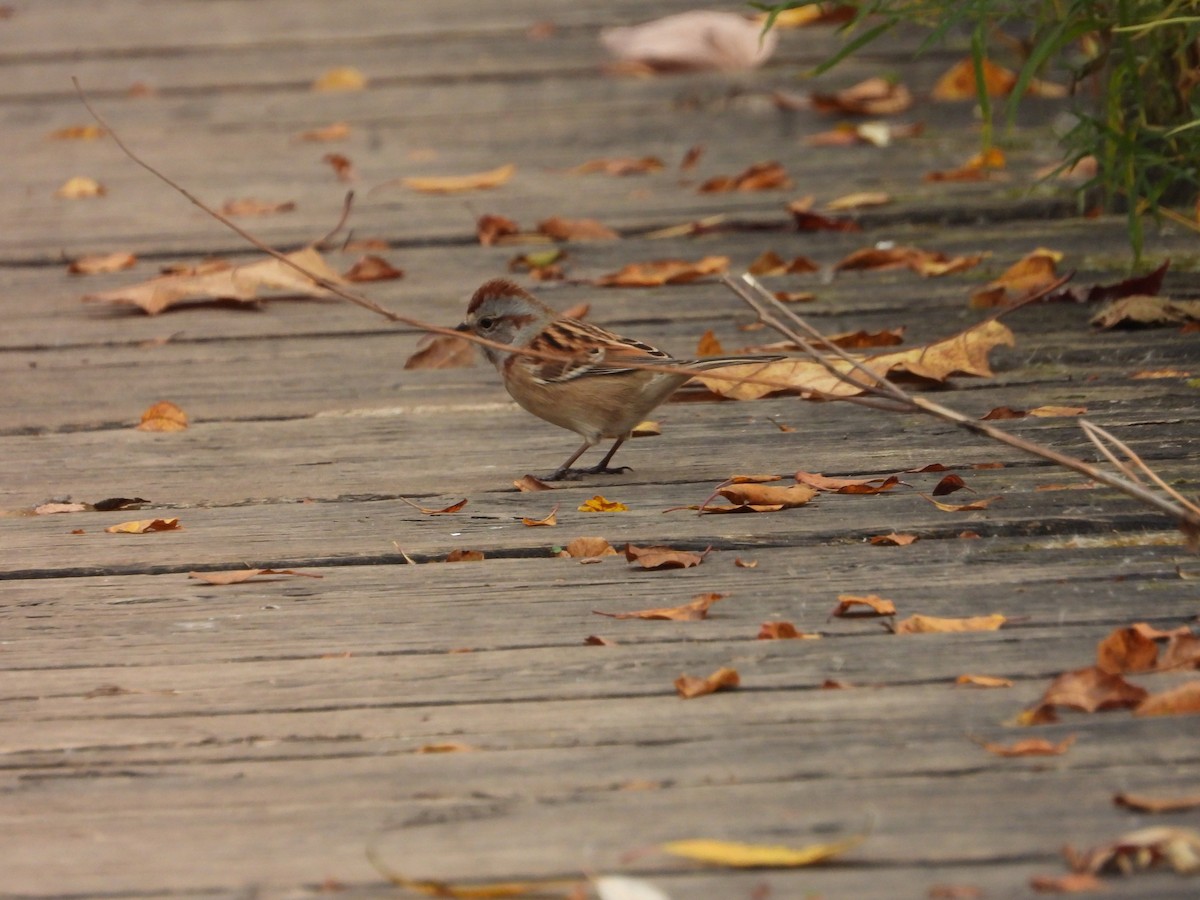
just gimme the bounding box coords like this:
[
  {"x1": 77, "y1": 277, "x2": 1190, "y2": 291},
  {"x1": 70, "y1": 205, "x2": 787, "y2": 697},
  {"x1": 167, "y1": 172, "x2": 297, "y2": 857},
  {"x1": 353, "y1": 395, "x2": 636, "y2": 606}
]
[{"x1": 477, "y1": 316, "x2": 497, "y2": 331}]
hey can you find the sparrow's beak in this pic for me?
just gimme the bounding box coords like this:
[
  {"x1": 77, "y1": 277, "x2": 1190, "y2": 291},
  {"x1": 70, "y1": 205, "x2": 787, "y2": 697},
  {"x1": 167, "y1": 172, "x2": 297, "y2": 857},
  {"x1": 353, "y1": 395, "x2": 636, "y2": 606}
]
[{"x1": 454, "y1": 321, "x2": 471, "y2": 333}]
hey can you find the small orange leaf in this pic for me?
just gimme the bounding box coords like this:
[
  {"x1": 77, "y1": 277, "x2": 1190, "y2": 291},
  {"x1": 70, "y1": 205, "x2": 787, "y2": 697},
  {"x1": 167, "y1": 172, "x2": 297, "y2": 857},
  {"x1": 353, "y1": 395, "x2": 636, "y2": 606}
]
[
  {"x1": 869, "y1": 532, "x2": 919, "y2": 546},
  {"x1": 444, "y1": 549, "x2": 484, "y2": 563},
  {"x1": 415, "y1": 742, "x2": 474, "y2": 754},
  {"x1": 403, "y1": 333, "x2": 475, "y2": 370},
  {"x1": 1113, "y1": 791, "x2": 1200, "y2": 814},
  {"x1": 932, "y1": 474, "x2": 970, "y2": 496},
  {"x1": 810, "y1": 77, "x2": 912, "y2": 116},
  {"x1": 956, "y1": 674, "x2": 1014, "y2": 688},
  {"x1": 758, "y1": 621, "x2": 820, "y2": 640},
  {"x1": 932, "y1": 58, "x2": 1016, "y2": 100},
  {"x1": 48, "y1": 124, "x2": 106, "y2": 140},
  {"x1": 568, "y1": 156, "x2": 664, "y2": 176},
  {"x1": 595, "y1": 592, "x2": 726, "y2": 622},
  {"x1": 537, "y1": 216, "x2": 619, "y2": 241},
  {"x1": 895, "y1": 613, "x2": 1006, "y2": 634},
  {"x1": 312, "y1": 66, "x2": 367, "y2": 91},
  {"x1": 1134, "y1": 680, "x2": 1200, "y2": 717},
  {"x1": 1028, "y1": 872, "x2": 1107, "y2": 893},
  {"x1": 342, "y1": 255, "x2": 403, "y2": 282},
  {"x1": 699, "y1": 161, "x2": 791, "y2": 193},
  {"x1": 56, "y1": 176, "x2": 106, "y2": 198},
  {"x1": 1096, "y1": 625, "x2": 1160, "y2": 674},
  {"x1": 625, "y1": 543, "x2": 708, "y2": 570},
  {"x1": 521, "y1": 504, "x2": 559, "y2": 527},
  {"x1": 696, "y1": 329, "x2": 726, "y2": 357},
  {"x1": 594, "y1": 255, "x2": 729, "y2": 287},
  {"x1": 322, "y1": 152, "x2": 356, "y2": 182},
  {"x1": 476, "y1": 213, "x2": 522, "y2": 246},
  {"x1": 297, "y1": 122, "x2": 351, "y2": 142},
  {"x1": 514, "y1": 475, "x2": 555, "y2": 492},
  {"x1": 675, "y1": 666, "x2": 739, "y2": 699},
  {"x1": 220, "y1": 198, "x2": 296, "y2": 217},
  {"x1": 974, "y1": 734, "x2": 1076, "y2": 757},
  {"x1": 68, "y1": 252, "x2": 137, "y2": 275},
  {"x1": 921, "y1": 495, "x2": 1002, "y2": 512},
  {"x1": 1038, "y1": 666, "x2": 1148, "y2": 713},
  {"x1": 831, "y1": 594, "x2": 896, "y2": 618},
  {"x1": 826, "y1": 191, "x2": 892, "y2": 211},
  {"x1": 189, "y1": 568, "x2": 322, "y2": 585},
  {"x1": 136, "y1": 400, "x2": 188, "y2": 432},
  {"x1": 734, "y1": 557, "x2": 758, "y2": 568},
  {"x1": 105, "y1": 518, "x2": 181, "y2": 534},
  {"x1": 401, "y1": 163, "x2": 516, "y2": 194},
  {"x1": 559, "y1": 536, "x2": 617, "y2": 559},
  {"x1": 1029, "y1": 405, "x2": 1086, "y2": 418},
  {"x1": 399, "y1": 497, "x2": 468, "y2": 516}
]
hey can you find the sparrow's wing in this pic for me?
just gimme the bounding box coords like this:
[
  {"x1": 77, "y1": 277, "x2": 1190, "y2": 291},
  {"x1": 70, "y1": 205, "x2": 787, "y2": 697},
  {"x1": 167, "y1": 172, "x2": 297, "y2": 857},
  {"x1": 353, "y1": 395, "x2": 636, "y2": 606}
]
[{"x1": 526, "y1": 318, "x2": 675, "y2": 383}]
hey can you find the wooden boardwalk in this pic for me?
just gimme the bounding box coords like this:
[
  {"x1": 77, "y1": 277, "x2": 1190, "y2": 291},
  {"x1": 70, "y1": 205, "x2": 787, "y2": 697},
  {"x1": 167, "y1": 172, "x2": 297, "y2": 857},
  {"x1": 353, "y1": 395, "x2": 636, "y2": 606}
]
[{"x1": 2, "y1": 3, "x2": 1198, "y2": 898}]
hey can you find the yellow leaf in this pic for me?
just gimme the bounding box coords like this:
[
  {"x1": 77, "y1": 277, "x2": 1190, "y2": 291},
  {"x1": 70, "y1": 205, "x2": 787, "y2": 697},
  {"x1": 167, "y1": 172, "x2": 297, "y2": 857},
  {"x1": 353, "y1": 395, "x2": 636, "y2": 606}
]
[
  {"x1": 578, "y1": 495, "x2": 628, "y2": 513},
  {"x1": 136, "y1": 400, "x2": 188, "y2": 432},
  {"x1": 401, "y1": 163, "x2": 516, "y2": 194},
  {"x1": 56, "y1": 176, "x2": 106, "y2": 198},
  {"x1": 661, "y1": 830, "x2": 867, "y2": 867},
  {"x1": 104, "y1": 518, "x2": 181, "y2": 534},
  {"x1": 312, "y1": 66, "x2": 367, "y2": 91},
  {"x1": 895, "y1": 613, "x2": 1006, "y2": 634}
]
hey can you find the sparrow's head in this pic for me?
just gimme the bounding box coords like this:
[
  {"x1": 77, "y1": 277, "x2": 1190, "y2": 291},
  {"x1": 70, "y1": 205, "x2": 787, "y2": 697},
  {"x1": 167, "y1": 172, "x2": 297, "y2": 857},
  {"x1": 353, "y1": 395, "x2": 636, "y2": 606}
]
[{"x1": 457, "y1": 278, "x2": 553, "y2": 367}]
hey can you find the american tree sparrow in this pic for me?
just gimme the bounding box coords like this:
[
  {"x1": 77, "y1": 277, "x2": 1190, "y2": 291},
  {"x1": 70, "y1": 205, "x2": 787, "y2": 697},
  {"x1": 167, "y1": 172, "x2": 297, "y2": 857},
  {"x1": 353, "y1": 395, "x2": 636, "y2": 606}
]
[{"x1": 456, "y1": 278, "x2": 782, "y2": 480}]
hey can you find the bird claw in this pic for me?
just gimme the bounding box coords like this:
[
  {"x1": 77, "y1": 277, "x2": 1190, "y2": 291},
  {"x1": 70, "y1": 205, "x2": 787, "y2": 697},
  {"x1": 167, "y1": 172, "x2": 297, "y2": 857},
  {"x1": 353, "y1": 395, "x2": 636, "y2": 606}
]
[{"x1": 543, "y1": 464, "x2": 631, "y2": 482}]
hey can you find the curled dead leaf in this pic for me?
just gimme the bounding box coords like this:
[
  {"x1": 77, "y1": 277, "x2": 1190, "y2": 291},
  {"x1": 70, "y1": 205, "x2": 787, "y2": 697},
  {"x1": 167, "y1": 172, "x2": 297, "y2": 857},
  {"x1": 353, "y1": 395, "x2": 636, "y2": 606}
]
[
  {"x1": 972, "y1": 734, "x2": 1076, "y2": 757},
  {"x1": 894, "y1": 613, "x2": 1006, "y2": 634},
  {"x1": 403, "y1": 333, "x2": 475, "y2": 370},
  {"x1": 831, "y1": 594, "x2": 896, "y2": 618},
  {"x1": 444, "y1": 549, "x2": 485, "y2": 563},
  {"x1": 136, "y1": 400, "x2": 188, "y2": 432},
  {"x1": 700, "y1": 161, "x2": 791, "y2": 193},
  {"x1": 675, "y1": 666, "x2": 740, "y2": 699},
  {"x1": 312, "y1": 66, "x2": 367, "y2": 91},
  {"x1": 661, "y1": 828, "x2": 866, "y2": 866},
  {"x1": 595, "y1": 592, "x2": 726, "y2": 621},
  {"x1": 758, "y1": 621, "x2": 820, "y2": 640},
  {"x1": 189, "y1": 568, "x2": 322, "y2": 585},
  {"x1": 56, "y1": 176, "x2": 106, "y2": 198},
  {"x1": 342, "y1": 255, "x2": 403, "y2": 282},
  {"x1": 578, "y1": 495, "x2": 627, "y2": 513},
  {"x1": 559, "y1": 536, "x2": 617, "y2": 559},
  {"x1": 537, "y1": 216, "x2": 619, "y2": 241},
  {"x1": 568, "y1": 156, "x2": 664, "y2": 176},
  {"x1": 595, "y1": 255, "x2": 729, "y2": 287},
  {"x1": 521, "y1": 504, "x2": 558, "y2": 527},
  {"x1": 401, "y1": 163, "x2": 516, "y2": 194},
  {"x1": 956, "y1": 674, "x2": 1014, "y2": 688},
  {"x1": 811, "y1": 77, "x2": 912, "y2": 116},
  {"x1": 625, "y1": 543, "x2": 709, "y2": 570},
  {"x1": 514, "y1": 475, "x2": 555, "y2": 492},
  {"x1": 105, "y1": 518, "x2": 181, "y2": 534},
  {"x1": 68, "y1": 252, "x2": 137, "y2": 275}
]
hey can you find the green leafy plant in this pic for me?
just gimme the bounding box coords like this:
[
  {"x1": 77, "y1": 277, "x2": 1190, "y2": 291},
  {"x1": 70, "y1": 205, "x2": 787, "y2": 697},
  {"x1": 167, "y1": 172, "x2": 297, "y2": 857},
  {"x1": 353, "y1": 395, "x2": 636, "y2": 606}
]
[{"x1": 757, "y1": 1, "x2": 1200, "y2": 263}]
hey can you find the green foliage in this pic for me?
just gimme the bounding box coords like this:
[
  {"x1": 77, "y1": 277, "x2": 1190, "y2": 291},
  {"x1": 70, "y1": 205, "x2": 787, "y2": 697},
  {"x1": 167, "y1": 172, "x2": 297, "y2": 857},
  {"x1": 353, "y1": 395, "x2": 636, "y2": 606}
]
[{"x1": 756, "y1": 1, "x2": 1200, "y2": 263}]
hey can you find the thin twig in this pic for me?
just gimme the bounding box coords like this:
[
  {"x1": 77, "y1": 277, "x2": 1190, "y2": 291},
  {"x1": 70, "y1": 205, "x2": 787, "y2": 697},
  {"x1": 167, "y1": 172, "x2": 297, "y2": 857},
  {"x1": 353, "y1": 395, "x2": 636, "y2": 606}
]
[{"x1": 725, "y1": 272, "x2": 1200, "y2": 536}]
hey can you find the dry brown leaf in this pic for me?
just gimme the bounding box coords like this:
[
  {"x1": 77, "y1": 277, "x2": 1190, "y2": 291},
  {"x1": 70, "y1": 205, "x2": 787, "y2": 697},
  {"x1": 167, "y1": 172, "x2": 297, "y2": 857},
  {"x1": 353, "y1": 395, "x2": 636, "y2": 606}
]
[
  {"x1": 925, "y1": 148, "x2": 1007, "y2": 183},
  {"x1": 831, "y1": 594, "x2": 896, "y2": 618},
  {"x1": 594, "y1": 592, "x2": 726, "y2": 621},
  {"x1": 795, "y1": 472, "x2": 902, "y2": 494},
  {"x1": 1028, "y1": 872, "x2": 1107, "y2": 893},
  {"x1": 584, "y1": 635, "x2": 616, "y2": 646},
  {"x1": 928, "y1": 884, "x2": 985, "y2": 899},
  {"x1": 342, "y1": 255, "x2": 403, "y2": 282},
  {"x1": 932, "y1": 474, "x2": 969, "y2": 496},
  {"x1": 1030, "y1": 405, "x2": 1087, "y2": 419},
  {"x1": 568, "y1": 156, "x2": 664, "y2": 176},
  {"x1": 68, "y1": 251, "x2": 137, "y2": 275},
  {"x1": 758, "y1": 621, "x2": 820, "y2": 640},
  {"x1": 401, "y1": 163, "x2": 516, "y2": 194},
  {"x1": 696, "y1": 329, "x2": 726, "y2": 357},
  {"x1": 514, "y1": 475, "x2": 556, "y2": 492},
  {"x1": 415, "y1": 742, "x2": 474, "y2": 754},
  {"x1": 625, "y1": 543, "x2": 708, "y2": 570},
  {"x1": 49, "y1": 124, "x2": 106, "y2": 140},
  {"x1": 444, "y1": 549, "x2": 485, "y2": 563},
  {"x1": 85, "y1": 247, "x2": 341, "y2": 315},
  {"x1": 675, "y1": 666, "x2": 740, "y2": 699},
  {"x1": 811, "y1": 77, "x2": 913, "y2": 116},
  {"x1": 734, "y1": 557, "x2": 758, "y2": 568},
  {"x1": 595, "y1": 255, "x2": 729, "y2": 287},
  {"x1": 833, "y1": 245, "x2": 984, "y2": 277},
  {"x1": 220, "y1": 198, "x2": 296, "y2": 217},
  {"x1": 826, "y1": 191, "x2": 892, "y2": 211},
  {"x1": 189, "y1": 568, "x2": 322, "y2": 585},
  {"x1": 1091, "y1": 295, "x2": 1200, "y2": 329},
  {"x1": 601, "y1": 11, "x2": 777, "y2": 72},
  {"x1": 680, "y1": 144, "x2": 705, "y2": 171},
  {"x1": 956, "y1": 674, "x2": 1014, "y2": 688},
  {"x1": 1038, "y1": 666, "x2": 1148, "y2": 713},
  {"x1": 312, "y1": 66, "x2": 367, "y2": 91},
  {"x1": 932, "y1": 58, "x2": 1017, "y2": 100},
  {"x1": 559, "y1": 536, "x2": 617, "y2": 558},
  {"x1": 975, "y1": 734, "x2": 1076, "y2": 757},
  {"x1": 399, "y1": 497, "x2": 468, "y2": 516},
  {"x1": 1065, "y1": 825, "x2": 1200, "y2": 876},
  {"x1": 804, "y1": 121, "x2": 924, "y2": 148},
  {"x1": 1096, "y1": 625, "x2": 1160, "y2": 674},
  {"x1": 1159, "y1": 633, "x2": 1200, "y2": 671},
  {"x1": 1113, "y1": 792, "x2": 1200, "y2": 814},
  {"x1": 136, "y1": 400, "x2": 188, "y2": 432},
  {"x1": 1132, "y1": 368, "x2": 1192, "y2": 379},
  {"x1": 699, "y1": 317, "x2": 1014, "y2": 401},
  {"x1": 922, "y1": 494, "x2": 1002, "y2": 512},
  {"x1": 982, "y1": 406, "x2": 1026, "y2": 420},
  {"x1": 403, "y1": 333, "x2": 475, "y2": 370},
  {"x1": 895, "y1": 613, "x2": 1006, "y2": 634},
  {"x1": 56, "y1": 176, "x2": 106, "y2": 198},
  {"x1": 1134, "y1": 680, "x2": 1200, "y2": 717},
  {"x1": 521, "y1": 504, "x2": 559, "y2": 527},
  {"x1": 789, "y1": 199, "x2": 863, "y2": 232},
  {"x1": 297, "y1": 121, "x2": 351, "y2": 142},
  {"x1": 712, "y1": 482, "x2": 817, "y2": 511},
  {"x1": 476, "y1": 213, "x2": 521, "y2": 246},
  {"x1": 869, "y1": 532, "x2": 919, "y2": 546},
  {"x1": 748, "y1": 250, "x2": 820, "y2": 276},
  {"x1": 322, "y1": 152, "x2": 356, "y2": 182},
  {"x1": 537, "y1": 216, "x2": 619, "y2": 241},
  {"x1": 699, "y1": 161, "x2": 791, "y2": 193},
  {"x1": 970, "y1": 248, "x2": 1062, "y2": 307},
  {"x1": 105, "y1": 518, "x2": 181, "y2": 534}
]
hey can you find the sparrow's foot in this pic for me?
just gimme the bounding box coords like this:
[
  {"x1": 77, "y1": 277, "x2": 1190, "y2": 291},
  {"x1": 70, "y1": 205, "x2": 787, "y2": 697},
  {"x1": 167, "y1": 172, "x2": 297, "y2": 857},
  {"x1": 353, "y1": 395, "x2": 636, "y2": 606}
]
[
  {"x1": 542, "y1": 464, "x2": 631, "y2": 482},
  {"x1": 581, "y1": 463, "x2": 632, "y2": 476}
]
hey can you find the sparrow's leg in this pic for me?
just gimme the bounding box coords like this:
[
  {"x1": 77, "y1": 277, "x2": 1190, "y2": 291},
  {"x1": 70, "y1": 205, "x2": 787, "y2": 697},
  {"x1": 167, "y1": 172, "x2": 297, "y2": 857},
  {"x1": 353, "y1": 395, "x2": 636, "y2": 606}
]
[
  {"x1": 581, "y1": 437, "x2": 630, "y2": 475},
  {"x1": 546, "y1": 439, "x2": 595, "y2": 481}
]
